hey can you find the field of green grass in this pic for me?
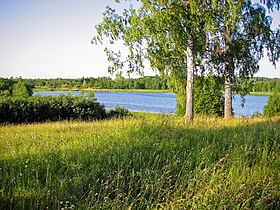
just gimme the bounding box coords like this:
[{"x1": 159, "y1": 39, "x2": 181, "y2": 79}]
[{"x1": 0, "y1": 114, "x2": 280, "y2": 209}]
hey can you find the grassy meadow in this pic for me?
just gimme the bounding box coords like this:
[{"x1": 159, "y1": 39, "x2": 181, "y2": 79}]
[{"x1": 0, "y1": 114, "x2": 280, "y2": 209}]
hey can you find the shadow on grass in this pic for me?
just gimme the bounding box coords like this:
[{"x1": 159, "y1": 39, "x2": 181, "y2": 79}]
[{"x1": 1, "y1": 117, "x2": 280, "y2": 209}]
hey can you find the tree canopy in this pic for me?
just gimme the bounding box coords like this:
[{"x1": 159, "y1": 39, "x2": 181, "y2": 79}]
[
  {"x1": 203, "y1": 0, "x2": 279, "y2": 118},
  {"x1": 93, "y1": 0, "x2": 279, "y2": 120}
]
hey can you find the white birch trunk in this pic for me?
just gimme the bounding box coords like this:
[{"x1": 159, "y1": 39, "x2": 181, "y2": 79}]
[
  {"x1": 224, "y1": 71, "x2": 233, "y2": 119},
  {"x1": 184, "y1": 33, "x2": 195, "y2": 122}
]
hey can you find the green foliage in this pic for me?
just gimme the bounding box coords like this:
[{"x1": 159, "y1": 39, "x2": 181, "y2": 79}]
[
  {"x1": 107, "y1": 105, "x2": 130, "y2": 119},
  {"x1": 0, "y1": 93, "x2": 106, "y2": 124},
  {"x1": 207, "y1": 1, "x2": 278, "y2": 78},
  {"x1": 194, "y1": 77, "x2": 224, "y2": 116},
  {"x1": 0, "y1": 78, "x2": 32, "y2": 97},
  {"x1": 170, "y1": 76, "x2": 224, "y2": 117},
  {"x1": 5, "y1": 76, "x2": 169, "y2": 91},
  {"x1": 0, "y1": 115, "x2": 279, "y2": 209},
  {"x1": 0, "y1": 78, "x2": 14, "y2": 95},
  {"x1": 93, "y1": 1, "x2": 279, "y2": 120},
  {"x1": 264, "y1": 93, "x2": 280, "y2": 116},
  {"x1": 251, "y1": 79, "x2": 280, "y2": 93},
  {"x1": 12, "y1": 80, "x2": 33, "y2": 98},
  {"x1": 0, "y1": 79, "x2": 133, "y2": 124},
  {"x1": 93, "y1": 1, "x2": 211, "y2": 120},
  {"x1": 206, "y1": 1, "x2": 279, "y2": 118}
]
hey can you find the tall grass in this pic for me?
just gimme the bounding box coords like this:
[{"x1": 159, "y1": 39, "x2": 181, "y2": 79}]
[{"x1": 0, "y1": 115, "x2": 279, "y2": 209}]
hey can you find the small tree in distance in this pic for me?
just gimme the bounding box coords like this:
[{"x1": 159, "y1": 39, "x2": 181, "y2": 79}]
[{"x1": 12, "y1": 80, "x2": 33, "y2": 98}]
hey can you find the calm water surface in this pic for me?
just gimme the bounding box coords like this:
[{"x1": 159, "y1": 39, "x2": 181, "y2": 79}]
[{"x1": 36, "y1": 91, "x2": 268, "y2": 117}]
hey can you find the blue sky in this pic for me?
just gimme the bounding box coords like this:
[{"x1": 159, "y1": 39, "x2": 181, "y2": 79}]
[{"x1": 0, "y1": 0, "x2": 279, "y2": 79}]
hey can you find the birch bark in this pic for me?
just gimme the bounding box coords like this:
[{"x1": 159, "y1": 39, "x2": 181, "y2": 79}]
[{"x1": 184, "y1": 33, "x2": 195, "y2": 122}]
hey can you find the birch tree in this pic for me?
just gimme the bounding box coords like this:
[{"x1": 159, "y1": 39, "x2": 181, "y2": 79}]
[
  {"x1": 206, "y1": 0, "x2": 279, "y2": 118},
  {"x1": 93, "y1": 0, "x2": 208, "y2": 122},
  {"x1": 93, "y1": 0, "x2": 279, "y2": 120}
]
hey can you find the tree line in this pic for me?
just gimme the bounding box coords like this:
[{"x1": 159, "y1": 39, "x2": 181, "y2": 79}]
[
  {"x1": 2, "y1": 75, "x2": 168, "y2": 91},
  {"x1": 251, "y1": 79, "x2": 280, "y2": 93},
  {"x1": 1, "y1": 76, "x2": 280, "y2": 93}
]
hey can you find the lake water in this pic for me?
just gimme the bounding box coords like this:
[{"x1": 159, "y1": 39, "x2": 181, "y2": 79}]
[{"x1": 35, "y1": 91, "x2": 268, "y2": 117}]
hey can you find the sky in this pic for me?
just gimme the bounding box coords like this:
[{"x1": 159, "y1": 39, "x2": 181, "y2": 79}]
[{"x1": 0, "y1": 0, "x2": 279, "y2": 79}]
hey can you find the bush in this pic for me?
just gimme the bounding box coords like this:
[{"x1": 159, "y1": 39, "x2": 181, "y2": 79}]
[
  {"x1": 171, "y1": 76, "x2": 224, "y2": 117},
  {"x1": 0, "y1": 93, "x2": 106, "y2": 124},
  {"x1": 0, "y1": 78, "x2": 32, "y2": 97},
  {"x1": 12, "y1": 80, "x2": 33, "y2": 98},
  {"x1": 264, "y1": 93, "x2": 280, "y2": 116},
  {"x1": 194, "y1": 76, "x2": 224, "y2": 116},
  {"x1": 107, "y1": 105, "x2": 130, "y2": 119}
]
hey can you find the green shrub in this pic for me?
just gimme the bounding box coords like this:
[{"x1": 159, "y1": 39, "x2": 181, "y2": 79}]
[
  {"x1": 264, "y1": 93, "x2": 280, "y2": 116},
  {"x1": 12, "y1": 80, "x2": 33, "y2": 98},
  {"x1": 107, "y1": 105, "x2": 130, "y2": 118},
  {"x1": 0, "y1": 93, "x2": 106, "y2": 124},
  {"x1": 0, "y1": 78, "x2": 33, "y2": 98},
  {"x1": 171, "y1": 76, "x2": 224, "y2": 117},
  {"x1": 194, "y1": 76, "x2": 224, "y2": 116}
]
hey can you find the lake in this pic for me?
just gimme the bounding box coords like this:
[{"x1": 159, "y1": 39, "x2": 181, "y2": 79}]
[{"x1": 35, "y1": 91, "x2": 268, "y2": 117}]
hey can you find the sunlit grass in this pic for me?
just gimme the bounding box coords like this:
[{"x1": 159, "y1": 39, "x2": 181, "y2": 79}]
[{"x1": 1, "y1": 114, "x2": 280, "y2": 209}]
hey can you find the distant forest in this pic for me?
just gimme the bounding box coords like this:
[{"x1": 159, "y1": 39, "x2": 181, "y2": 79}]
[
  {"x1": 1, "y1": 76, "x2": 280, "y2": 93},
  {"x1": 250, "y1": 77, "x2": 280, "y2": 93},
  {"x1": 2, "y1": 75, "x2": 169, "y2": 91}
]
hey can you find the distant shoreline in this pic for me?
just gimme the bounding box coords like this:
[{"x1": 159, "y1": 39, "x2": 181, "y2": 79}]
[
  {"x1": 33, "y1": 87, "x2": 171, "y2": 93},
  {"x1": 33, "y1": 87, "x2": 272, "y2": 96},
  {"x1": 249, "y1": 92, "x2": 273, "y2": 96}
]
